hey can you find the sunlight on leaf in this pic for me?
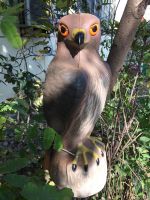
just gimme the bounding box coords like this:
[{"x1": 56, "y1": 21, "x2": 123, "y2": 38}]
[
  {"x1": 56, "y1": 0, "x2": 73, "y2": 9},
  {"x1": 43, "y1": 128, "x2": 56, "y2": 150},
  {"x1": 53, "y1": 133, "x2": 63, "y2": 151},
  {"x1": 0, "y1": 16, "x2": 22, "y2": 48}
]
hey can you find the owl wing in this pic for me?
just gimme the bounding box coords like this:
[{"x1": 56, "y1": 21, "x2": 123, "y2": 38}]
[{"x1": 43, "y1": 64, "x2": 88, "y2": 135}]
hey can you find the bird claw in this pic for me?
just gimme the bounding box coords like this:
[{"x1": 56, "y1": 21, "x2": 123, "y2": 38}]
[
  {"x1": 96, "y1": 158, "x2": 100, "y2": 165},
  {"x1": 84, "y1": 164, "x2": 88, "y2": 172},
  {"x1": 72, "y1": 164, "x2": 77, "y2": 172},
  {"x1": 72, "y1": 137, "x2": 105, "y2": 172}
]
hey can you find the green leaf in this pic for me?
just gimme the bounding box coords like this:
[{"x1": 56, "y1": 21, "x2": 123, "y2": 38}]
[
  {"x1": 0, "y1": 16, "x2": 22, "y2": 48},
  {"x1": 21, "y1": 182, "x2": 40, "y2": 200},
  {"x1": 12, "y1": 99, "x2": 29, "y2": 116},
  {"x1": 14, "y1": 128, "x2": 22, "y2": 140},
  {"x1": 43, "y1": 128, "x2": 56, "y2": 150},
  {"x1": 0, "y1": 116, "x2": 6, "y2": 125},
  {"x1": 21, "y1": 182, "x2": 73, "y2": 200},
  {"x1": 2, "y1": 15, "x2": 18, "y2": 24},
  {"x1": 27, "y1": 126, "x2": 38, "y2": 139},
  {"x1": 56, "y1": 0, "x2": 68, "y2": 8},
  {"x1": 1, "y1": 103, "x2": 16, "y2": 112},
  {"x1": 4, "y1": 174, "x2": 30, "y2": 188},
  {"x1": 115, "y1": 165, "x2": 127, "y2": 177},
  {"x1": 2, "y1": 3, "x2": 23, "y2": 16},
  {"x1": 142, "y1": 154, "x2": 150, "y2": 158},
  {"x1": 144, "y1": 53, "x2": 150, "y2": 64},
  {"x1": 17, "y1": 99, "x2": 29, "y2": 110},
  {"x1": 0, "y1": 158, "x2": 29, "y2": 174},
  {"x1": 54, "y1": 133, "x2": 63, "y2": 151},
  {"x1": 0, "y1": 186, "x2": 16, "y2": 200},
  {"x1": 56, "y1": 0, "x2": 73, "y2": 9},
  {"x1": 139, "y1": 136, "x2": 150, "y2": 143}
]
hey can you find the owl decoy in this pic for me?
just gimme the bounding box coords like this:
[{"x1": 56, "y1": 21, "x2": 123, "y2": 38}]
[{"x1": 43, "y1": 13, "x2": 111, "y2": 198}]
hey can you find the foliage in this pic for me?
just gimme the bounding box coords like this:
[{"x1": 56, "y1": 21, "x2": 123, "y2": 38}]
[
  {"x1": 98, "y1": 20, "x2": 150, "y2": 200},
  {"x1": 0, "y1": 0, "x2": 150, "y2": 200},
  {"x1": 0, "y1": 1, "x2": 23, "y2": 48},
  {"x1": 43, "y1": 127, "x2": 63, "y2": 151},
  {"x1": 99, "y1": 70, "x2": 150, "y2": 200},
  {"x1": 0, "y1": 2, "x2": 72, "y2": 198}
]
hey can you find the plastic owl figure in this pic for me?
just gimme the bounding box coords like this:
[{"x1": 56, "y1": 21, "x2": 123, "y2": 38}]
[{"x1": 43, "y1": 13, "x2": 111, "y2": 198}]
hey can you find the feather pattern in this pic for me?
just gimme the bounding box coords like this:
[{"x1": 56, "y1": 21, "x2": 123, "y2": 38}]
[{"x1": 43, "y1": 13, "x2": 111, "y2": 198}]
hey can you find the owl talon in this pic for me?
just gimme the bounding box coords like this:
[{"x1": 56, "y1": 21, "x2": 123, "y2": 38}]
[
  {"x1": 84, "y1": 164, "x2": 88, "y2": 172},
  {"x1": 72, "y1": 164, "x2": 77, "y2": 172},
  {"x1": 96, "y1": 158, "x2": 100, "y2": 166},
  {"x1": 71, "y1": 137, "x2": 105, "y2": 172}
]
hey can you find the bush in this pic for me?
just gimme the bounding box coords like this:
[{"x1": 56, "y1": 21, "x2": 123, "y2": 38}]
[{"x1": 0, "y1": 1, "x2": 149, "y2": 200}]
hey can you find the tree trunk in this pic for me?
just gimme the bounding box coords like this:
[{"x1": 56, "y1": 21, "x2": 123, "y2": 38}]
[{"x1": 107, "y1": 0, "x2": 150, "y2": 91}]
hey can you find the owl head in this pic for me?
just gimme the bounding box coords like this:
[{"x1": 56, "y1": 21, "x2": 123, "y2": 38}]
[{"x1": 58, "y1": 13, "x2": 101, "y2": 50}]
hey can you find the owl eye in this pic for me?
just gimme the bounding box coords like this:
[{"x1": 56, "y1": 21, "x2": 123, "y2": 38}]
[
  {"x1": 90, "y1": 24, "x2": 99, "y2": 36},
  {"x1": 59, "y1": 24, "x2": 69, "y2": 37}
]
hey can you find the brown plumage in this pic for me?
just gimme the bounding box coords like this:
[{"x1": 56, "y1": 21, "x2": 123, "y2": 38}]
[{"x1": 43, "y1": 13, "x2": 111, "y2": 198}]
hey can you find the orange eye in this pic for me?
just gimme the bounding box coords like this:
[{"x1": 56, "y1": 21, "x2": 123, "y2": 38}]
[
  {"x1": 90, "y1": 24, "x2": 99, "y2": 36},
  {"x1": 59, "y1": 24, "x2": 69, "y2": 37}
]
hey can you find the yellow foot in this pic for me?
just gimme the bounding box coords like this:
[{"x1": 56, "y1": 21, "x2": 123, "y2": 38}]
[{"x1": 72, "y1": 137, "x2": 105, "y2": 172}]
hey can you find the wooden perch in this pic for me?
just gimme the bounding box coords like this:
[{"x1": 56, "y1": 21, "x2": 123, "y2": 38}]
[{"x1": 107, "y1": 0, "x2": 150, "y2": 91}]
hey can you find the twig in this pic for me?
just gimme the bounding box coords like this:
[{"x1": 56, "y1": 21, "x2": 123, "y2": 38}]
[
  {"x1": 113, "y1": 110, "x2": 136, "y2": 157},
  {"x1": 129, "y1": 73, "x2": 139, "y2": 103}
]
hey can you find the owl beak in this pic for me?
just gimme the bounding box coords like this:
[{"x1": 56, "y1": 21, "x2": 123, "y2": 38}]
[{"x1": 74, "y1": 32, "x2": 85, "y2": 46}]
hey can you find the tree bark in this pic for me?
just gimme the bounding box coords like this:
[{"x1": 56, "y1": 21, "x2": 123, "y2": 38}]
[{"x1": 107, "y1": 0, "x2": 150, "y2": 91}]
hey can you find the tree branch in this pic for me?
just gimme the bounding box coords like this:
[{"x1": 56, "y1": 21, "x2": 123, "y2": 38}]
[{"x1": 107, "y1": 0, "x2": 149, "y2": 91}]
